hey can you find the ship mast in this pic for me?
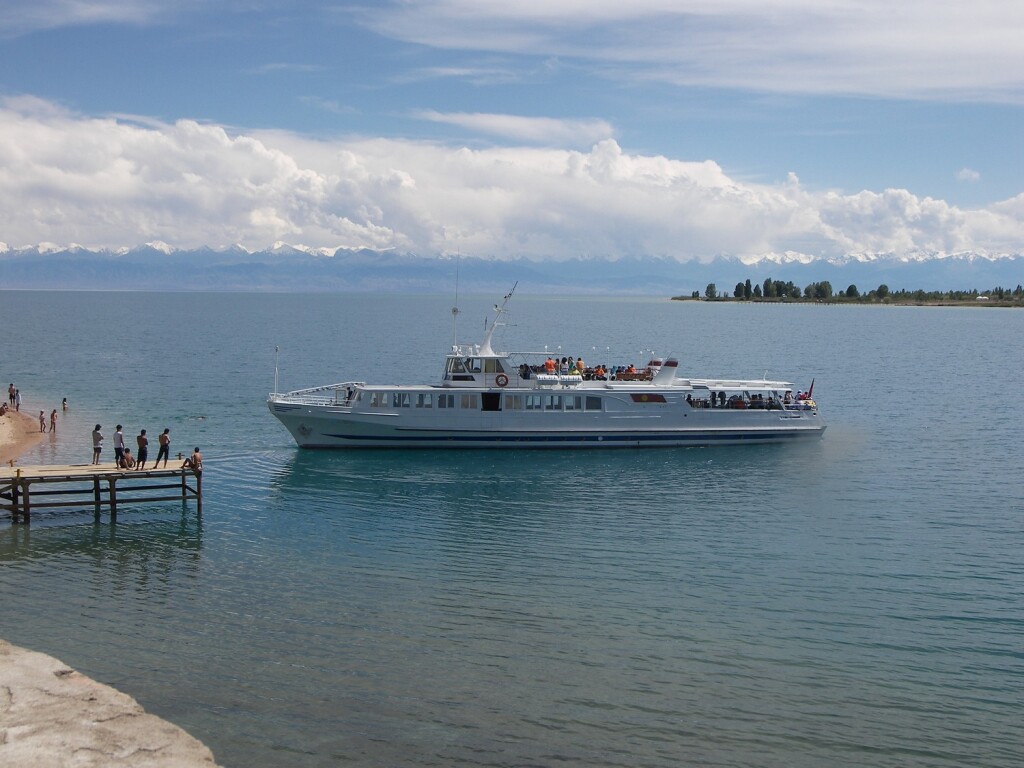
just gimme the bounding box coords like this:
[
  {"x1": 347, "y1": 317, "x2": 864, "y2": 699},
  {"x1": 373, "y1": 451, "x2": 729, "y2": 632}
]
[
  {"x1": 479, "y1": 282, "x2": 516, "y2": 356},
  {"x1": 451, "y1": 258, "x2": 461, "y2": 348}
]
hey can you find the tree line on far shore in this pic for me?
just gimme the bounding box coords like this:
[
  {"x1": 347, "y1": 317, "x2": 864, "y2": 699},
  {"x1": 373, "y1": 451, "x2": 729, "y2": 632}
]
[{"x1": 674, "y1": 278, "x2": 1024, "y2": 304}]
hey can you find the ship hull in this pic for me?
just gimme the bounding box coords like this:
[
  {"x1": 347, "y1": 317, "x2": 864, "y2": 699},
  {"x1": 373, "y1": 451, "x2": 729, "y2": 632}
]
[{"x1": 268, "y1": 396, "x2": 826, "y2": 449}]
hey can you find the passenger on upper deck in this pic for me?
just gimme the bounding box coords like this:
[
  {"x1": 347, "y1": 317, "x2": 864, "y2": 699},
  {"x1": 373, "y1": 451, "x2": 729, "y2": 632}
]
[
  {"x1": 576, "y1": 357, "x2": 585, "y2": 374},
  {"x1": 544, "y1": 357, "x2": 556, "y2": 374}
]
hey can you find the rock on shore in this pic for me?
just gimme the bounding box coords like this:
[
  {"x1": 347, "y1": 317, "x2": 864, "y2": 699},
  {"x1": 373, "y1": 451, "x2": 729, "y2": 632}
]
[{"x1": 0, "y1": 639, "x2": 221, "y2": 767}]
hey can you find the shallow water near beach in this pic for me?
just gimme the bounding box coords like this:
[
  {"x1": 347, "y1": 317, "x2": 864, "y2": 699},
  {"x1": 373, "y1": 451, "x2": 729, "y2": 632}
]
[{"x1": 1, "y1": 290, "x2": 1022, "y2": 767}]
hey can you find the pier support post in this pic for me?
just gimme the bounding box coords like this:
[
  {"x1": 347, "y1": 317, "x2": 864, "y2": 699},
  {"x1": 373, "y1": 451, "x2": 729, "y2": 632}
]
[
  {"x1": 195, "y1": 472, "x2": 202, "y2": 515},
  {"x1": 108, "y1": 478, "x2": 118, "y2": 518},
  {"x1": 10, "y1": 477, "x2": 20, "y2": 521},
  {"x1": 19, "y1": 479, "x2": 31, "y2": 523},
  {"x1": 93, "y1": 477, "x2": 101, "y2": 516}
]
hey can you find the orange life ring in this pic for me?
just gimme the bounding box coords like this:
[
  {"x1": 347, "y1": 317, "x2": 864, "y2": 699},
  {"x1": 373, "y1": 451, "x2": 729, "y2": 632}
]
[{"x1": 495, "y1": 374, "x2": 509, "y2": 387}]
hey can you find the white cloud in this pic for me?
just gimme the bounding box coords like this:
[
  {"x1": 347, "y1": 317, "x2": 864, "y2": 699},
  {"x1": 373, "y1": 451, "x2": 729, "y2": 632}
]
[
  {"x1": 413, "y1": 111, "x2": 614, "y2": 145},
  {"x1": 957, "y1": 167, "x2": 981, "y2": 183},
  {"x1": 357, "y1": 1, "x2": 1024, "y2": 102},
  {"x1": 392, "y1": 66, "x2": 521, "y2": 86},
  {"x1": 248, "y1": 62, "x2": 327, "y2": 75},
  {"x1": 0, "y1": 1, "x2": 175, "y2": 36},
  {"x1": 0, "y1": 99, "x2": 1021, "y2": 258},
  {"x1": 298, "y1": 96, "x2": 358, "y2": 116}
]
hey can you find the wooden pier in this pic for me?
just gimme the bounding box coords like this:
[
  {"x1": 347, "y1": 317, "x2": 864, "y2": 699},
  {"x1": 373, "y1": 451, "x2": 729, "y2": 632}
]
[{"x1": 0, "y1": 463, "x2": 202, "y2": 522}]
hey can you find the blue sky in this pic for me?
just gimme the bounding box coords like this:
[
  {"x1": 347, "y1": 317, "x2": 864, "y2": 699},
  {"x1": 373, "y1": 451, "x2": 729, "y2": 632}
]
[{"x1": 0, "y1": 1, "x2": 1021, "y2": 261}]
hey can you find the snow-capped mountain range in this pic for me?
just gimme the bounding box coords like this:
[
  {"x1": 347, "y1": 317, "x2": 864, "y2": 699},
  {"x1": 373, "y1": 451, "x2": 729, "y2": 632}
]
[{"x1": 1, "y1": 242, "x2": 1021, "y2": 294}]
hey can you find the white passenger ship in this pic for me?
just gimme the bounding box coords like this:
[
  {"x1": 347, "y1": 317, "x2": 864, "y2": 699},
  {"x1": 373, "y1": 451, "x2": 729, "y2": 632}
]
[{"x1": 268, "y1": 288, "x2": 825, "y2": 448}]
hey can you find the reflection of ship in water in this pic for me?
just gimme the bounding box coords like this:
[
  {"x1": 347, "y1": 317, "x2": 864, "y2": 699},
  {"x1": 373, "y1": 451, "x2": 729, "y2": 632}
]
[
  {"x1": 0, "y1": 511, "x2": 204, "y2": 587},
  {"x1": 266, "y1": 441, "x2": 822, "y2": 528}
]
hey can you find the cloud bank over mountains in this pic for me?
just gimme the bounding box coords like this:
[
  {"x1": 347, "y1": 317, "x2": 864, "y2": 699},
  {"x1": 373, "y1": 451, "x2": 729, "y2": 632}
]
[{"x1": 0, "y1": 97, "x2": 1022, "y2": 266}]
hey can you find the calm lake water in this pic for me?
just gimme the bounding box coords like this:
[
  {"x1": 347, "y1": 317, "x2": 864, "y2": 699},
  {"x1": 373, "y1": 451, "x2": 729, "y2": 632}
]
[{"x1": 1, "y1": 291, "x2": 1022, "y2": 767}]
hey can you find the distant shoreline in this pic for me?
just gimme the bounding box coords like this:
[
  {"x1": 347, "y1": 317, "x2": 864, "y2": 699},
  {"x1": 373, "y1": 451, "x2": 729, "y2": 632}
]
[{"x1": 671, "y1": 297, "x2": 1023, "y2": 308}]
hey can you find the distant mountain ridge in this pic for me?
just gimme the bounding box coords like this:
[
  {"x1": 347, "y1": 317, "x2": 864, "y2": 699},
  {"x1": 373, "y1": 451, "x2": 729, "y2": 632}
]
[{"x1": 1, "y1": 242, "x2": 1021, "y2": 295}]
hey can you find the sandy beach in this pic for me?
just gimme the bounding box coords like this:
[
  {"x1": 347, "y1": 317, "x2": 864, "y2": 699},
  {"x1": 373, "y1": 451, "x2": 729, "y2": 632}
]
[{"x1": 0, "y1": 409, "x2": 46, "y2": 466}]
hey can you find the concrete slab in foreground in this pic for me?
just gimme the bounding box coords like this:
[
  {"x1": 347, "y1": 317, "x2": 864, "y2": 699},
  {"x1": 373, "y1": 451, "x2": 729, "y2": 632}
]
[{"x1": 0, "y1": 639, "x2": 221, "y2": 767}]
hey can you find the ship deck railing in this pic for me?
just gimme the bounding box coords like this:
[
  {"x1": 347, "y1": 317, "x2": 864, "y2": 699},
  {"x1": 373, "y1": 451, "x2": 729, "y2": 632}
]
[{"x1": 271, "y1": 381, "x2": 364, "y2": 406}]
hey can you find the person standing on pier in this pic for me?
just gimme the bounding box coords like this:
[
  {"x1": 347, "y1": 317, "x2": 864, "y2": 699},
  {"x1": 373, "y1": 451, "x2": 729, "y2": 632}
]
[
  {"x1": 136, "y1": 429, "x2": 149, "y2": 470},
  {"x1": 156, "y1": 428, "x2": 171, "y2": 468},
  {"x1": 91, "y1": 425, "x2": 103, "y2": 464},
  {"x1": 113, "y1": 425, "x2": 126, "y2": 467}
]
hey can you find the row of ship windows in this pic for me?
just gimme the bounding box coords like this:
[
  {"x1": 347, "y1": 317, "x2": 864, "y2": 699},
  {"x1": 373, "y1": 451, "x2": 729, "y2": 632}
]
[{"x1": 366, "y1": 392, "x2": 604, "y2": 412}]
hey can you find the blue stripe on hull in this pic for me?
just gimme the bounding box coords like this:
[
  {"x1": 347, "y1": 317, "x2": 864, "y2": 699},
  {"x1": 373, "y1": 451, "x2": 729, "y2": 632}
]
[{"x1": 313, "y1": 429, "x2": 824, "y2": 446}]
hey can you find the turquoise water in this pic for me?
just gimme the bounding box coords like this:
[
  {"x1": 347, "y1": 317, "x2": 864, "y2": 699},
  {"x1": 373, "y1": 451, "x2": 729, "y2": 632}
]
[{"x1": 1, "y1": 291, "x2": 1022, "y2": 767}]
